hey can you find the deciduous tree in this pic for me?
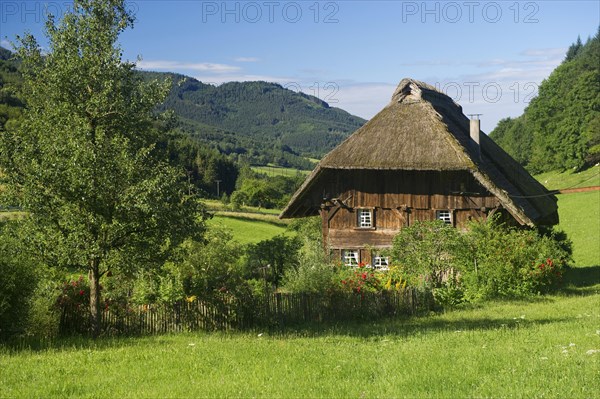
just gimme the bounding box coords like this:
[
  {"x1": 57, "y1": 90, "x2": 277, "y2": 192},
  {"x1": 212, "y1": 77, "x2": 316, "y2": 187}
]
[{"x1": 0, "y1": 0, "x2": 205, "y2": 336}]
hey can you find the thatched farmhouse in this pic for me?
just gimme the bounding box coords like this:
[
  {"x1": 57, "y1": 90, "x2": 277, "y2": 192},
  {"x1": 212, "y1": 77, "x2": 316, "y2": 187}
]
[{"x1": 280, "y1": 78, "x2": 558, "y2": 268}]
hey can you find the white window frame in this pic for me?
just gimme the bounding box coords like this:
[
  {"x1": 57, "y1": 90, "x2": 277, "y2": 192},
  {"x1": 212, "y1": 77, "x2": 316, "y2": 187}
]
[
  {"x1": 436, "y1": 210, "x2": 452, "y2": 225},
  {"x1": 342, "y1": 249, "x2": 360, "y2": 267},
  {"x1": 372, "y1": 254, "x2": 389, "y2": 270},
  {"x1": 357, "y1": 208, "x2": 373, "y2": 228}
]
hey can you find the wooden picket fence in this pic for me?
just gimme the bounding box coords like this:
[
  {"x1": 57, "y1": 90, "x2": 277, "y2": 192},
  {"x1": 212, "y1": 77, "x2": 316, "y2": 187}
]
[{"x1": 59, "y1": 289, "x2": 435, "y2": 336}]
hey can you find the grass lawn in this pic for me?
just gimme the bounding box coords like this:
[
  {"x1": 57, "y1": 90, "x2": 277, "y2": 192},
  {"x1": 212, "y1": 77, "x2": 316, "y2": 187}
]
[
  {"x1": 1, "y1": 292, "x2": 599, "y2": 398},
  {"x1": 251, "y1": 165, "x2": 311, "y2": 177},
  {"x1": 535, "y1": 164, "x2": 600, "y2": 190},
  {"x1": 203, "y1": 199, "x2": 282, "y2": 215},
  {"x1": 208, "y1": 214, "x2": 289, "y2": 244},
  {"x1": 557, "y1": 191, "x2": 600, "y2": 267}
]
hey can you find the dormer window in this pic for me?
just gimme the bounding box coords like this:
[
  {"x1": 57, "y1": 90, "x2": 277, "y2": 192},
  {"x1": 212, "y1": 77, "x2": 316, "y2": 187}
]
[
  {"x1": 357, "y1": 208, "x2": 373, "y2": 228},
  {"x1": 436, "y1": 210, "x2": 452, "y2": 225}
]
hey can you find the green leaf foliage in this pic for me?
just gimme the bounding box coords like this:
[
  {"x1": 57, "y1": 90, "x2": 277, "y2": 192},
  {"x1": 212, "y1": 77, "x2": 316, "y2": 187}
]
[
  {"x1": 0, "y1": 0, "x2": 206, "y2": 334},
  {"x1": 390, "y1": 218, "x2": 572, "y2": 301},
  {"x1": 490, "y1": 29, "x2": 600, "y2": 172}
]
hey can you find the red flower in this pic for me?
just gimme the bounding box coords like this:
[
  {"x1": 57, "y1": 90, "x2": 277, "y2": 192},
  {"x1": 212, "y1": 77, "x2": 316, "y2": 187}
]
[
  {"x1": 79, "y1": 290, "x2": 85, "y2": 296},
  {"x1": 362, "y1": 273, "x2": 367, "y2": 280}
]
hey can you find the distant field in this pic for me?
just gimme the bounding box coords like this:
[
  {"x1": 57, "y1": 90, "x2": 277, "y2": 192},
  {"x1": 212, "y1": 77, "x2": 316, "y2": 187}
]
[
  {"x1": 557, "y1": 191, "x2": 600, "y2": 267},
  {"x1": 535, "y1": 165, "x2": 600, "y2": 190},
  {"x1": 251, "y1": 165, "x2": 311, "y2": 177},
  {"x1": 0, "y1": 211, "x2": 26, "y2": 221},
  {"x1": 207, "y1": 214, "x2": 289, "y2": 244},
  {"x1": 203, "y1": 199, "x2": 282, "y2": 215}
]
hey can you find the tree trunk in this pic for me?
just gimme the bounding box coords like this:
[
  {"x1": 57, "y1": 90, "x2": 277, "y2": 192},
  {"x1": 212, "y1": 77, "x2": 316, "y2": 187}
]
[{"x1": 89, "y1": 259, "x2": 101, "y2": 338}]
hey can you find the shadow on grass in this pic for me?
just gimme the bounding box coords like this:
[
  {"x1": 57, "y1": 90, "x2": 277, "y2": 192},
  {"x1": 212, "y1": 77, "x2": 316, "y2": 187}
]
[
  {"x1": 1, "y1": 314, "x2": 574, "y2": 354},
  {"x1": 560, "y1": 265, "x2": 600, "y2": 296},
  {"x1": 265, "y1": 314, "x2": 575, "y2": 339},
  {"x1": 563, "y1": 265, "x2": 600, "y2": 287}
]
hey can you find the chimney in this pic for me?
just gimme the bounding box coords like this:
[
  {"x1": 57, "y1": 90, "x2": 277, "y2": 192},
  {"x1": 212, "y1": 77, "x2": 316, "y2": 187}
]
[{"x1": 468, "y1": 114, "x2": 482, "y2": 160}]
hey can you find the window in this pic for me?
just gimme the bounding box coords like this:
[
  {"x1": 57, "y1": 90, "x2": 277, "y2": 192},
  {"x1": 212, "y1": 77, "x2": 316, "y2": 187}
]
[
  {"x1": 342, "y1": 249, "x2": 360, "y2": 267},
  {"x1": 372, "y1": 254, "x2": 389, "y2": 270},
  {"x1": 357, "y1": 209, "x2": 373, "y2": 228},
  {"x1": 436, "y1": 210, "x2": 452, "y2": 225}
]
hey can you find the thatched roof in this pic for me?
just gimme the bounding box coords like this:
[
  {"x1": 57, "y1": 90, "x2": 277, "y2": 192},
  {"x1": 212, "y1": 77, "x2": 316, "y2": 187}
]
[{"x1": 280, "y1": 78, "x2": 558, "y2": 226}]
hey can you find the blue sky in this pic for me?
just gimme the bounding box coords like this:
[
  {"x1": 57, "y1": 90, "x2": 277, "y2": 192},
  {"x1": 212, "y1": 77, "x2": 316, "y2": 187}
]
[{"x1": 1, "y1": 0, "x2": 599, "y2": 131}]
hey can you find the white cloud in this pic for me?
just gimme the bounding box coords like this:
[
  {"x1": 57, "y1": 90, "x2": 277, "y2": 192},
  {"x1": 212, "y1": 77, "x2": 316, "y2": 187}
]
[
  {"x1": 0, "y1": 39, "x2": 14, "y2": 50},
  {"x1": 234, "y1": 57, "x2": 259, "y2": 62},
  {"x1": 334, "y1": 82, "x2": 396, "y2": 119},
  {"x1": 137, "y1": 60, "x2": 241, "y2": 73},
  {"x1": 412, "y1": 47, "x2": 567, "y2": 131}
]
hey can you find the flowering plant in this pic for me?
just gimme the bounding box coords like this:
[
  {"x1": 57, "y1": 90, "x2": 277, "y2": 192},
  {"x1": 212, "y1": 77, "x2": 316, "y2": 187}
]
[
  {"x1": 529, "y1": 257, "x2": 564, "y2": 292},
  {"x1": 56, "y1": 275, "x2": 90, "y2": 310},
  {"x1": 339, "y1": 263, "x2": 383, "y2": 294}
]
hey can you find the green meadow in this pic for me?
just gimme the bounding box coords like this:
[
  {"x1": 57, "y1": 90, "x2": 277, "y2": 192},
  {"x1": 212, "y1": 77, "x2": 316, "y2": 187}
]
[
  {"x1": 1, "y1": 172, "x2": 599, "y2": 398},
  {"x1": 207, "y1": 214, "x2": 289, "y2": 244},
  {"x1": 557, "y1": 191, "x2": 600, "y2": 267},
  {"x1": 251, "y1": 165, "x2": 310, "y2": 177},
  {"x1": 1, "y1": 291, "x2": 598, "y2": 398},
  {"x1": 535, "y1": 164, "x2": 600, "y2": 190}
]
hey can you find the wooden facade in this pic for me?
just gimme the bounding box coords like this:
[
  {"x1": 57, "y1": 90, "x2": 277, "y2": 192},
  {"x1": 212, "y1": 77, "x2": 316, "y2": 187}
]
[{"x1": 319, "y1": 169, "x2": 505, "y2": 265}]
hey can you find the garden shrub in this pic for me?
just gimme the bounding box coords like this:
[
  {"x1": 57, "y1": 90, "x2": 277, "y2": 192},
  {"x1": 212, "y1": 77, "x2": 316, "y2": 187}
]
[
  {"x1": 0, "y1": 222, "x2": 42, "y2": 338},
  {"x1": 460, "y1": 218, "x2": 571, "y2": 300},
  {"x1": 281, "y1": 260, "x2": 338, "y2": 293},
  {"x1": 26, "y1": 279, "x2": 61, "y2": 339},
  {"x1": 244, "y1": 234, "x2": 301, "y2": 286},
  {"x1": 337, "y1": 264, "x2": 384, "y2": 294},
  {"x1": 281, "y1": 217, "x2": 339, "y2": 293},
  {"x1": 391, "y1": 220, "x2": 465, "y2": 288},
  {"x1": 390, "y1": 217, "x2": 572, "y2": 302},
  {"x1": 179, "y1": 227, "x2": 249, "y2": 300}
]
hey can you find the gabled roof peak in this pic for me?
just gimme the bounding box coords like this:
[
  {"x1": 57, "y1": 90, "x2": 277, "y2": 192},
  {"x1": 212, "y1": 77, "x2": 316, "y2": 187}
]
[{"x1": 390, "y1": 78, "x2": 462, "y2": 112}]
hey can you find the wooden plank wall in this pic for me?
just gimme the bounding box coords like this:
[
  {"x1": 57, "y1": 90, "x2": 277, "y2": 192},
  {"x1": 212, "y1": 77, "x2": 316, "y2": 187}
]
[{"x1": 321, "y1": 170, "x2": 502, "y2": 251}]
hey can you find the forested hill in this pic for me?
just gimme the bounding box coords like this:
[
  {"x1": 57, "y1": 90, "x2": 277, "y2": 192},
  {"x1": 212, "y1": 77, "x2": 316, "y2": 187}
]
[
  {"x1": 489, "y1": 29, "x2": 600, "y2": 173},
  {"x1": 1, "y1": 50, "x2": 366, "y2": 170},
  {"x1": 143, "y1": 72, "x2": 366, "y2": 169}
]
